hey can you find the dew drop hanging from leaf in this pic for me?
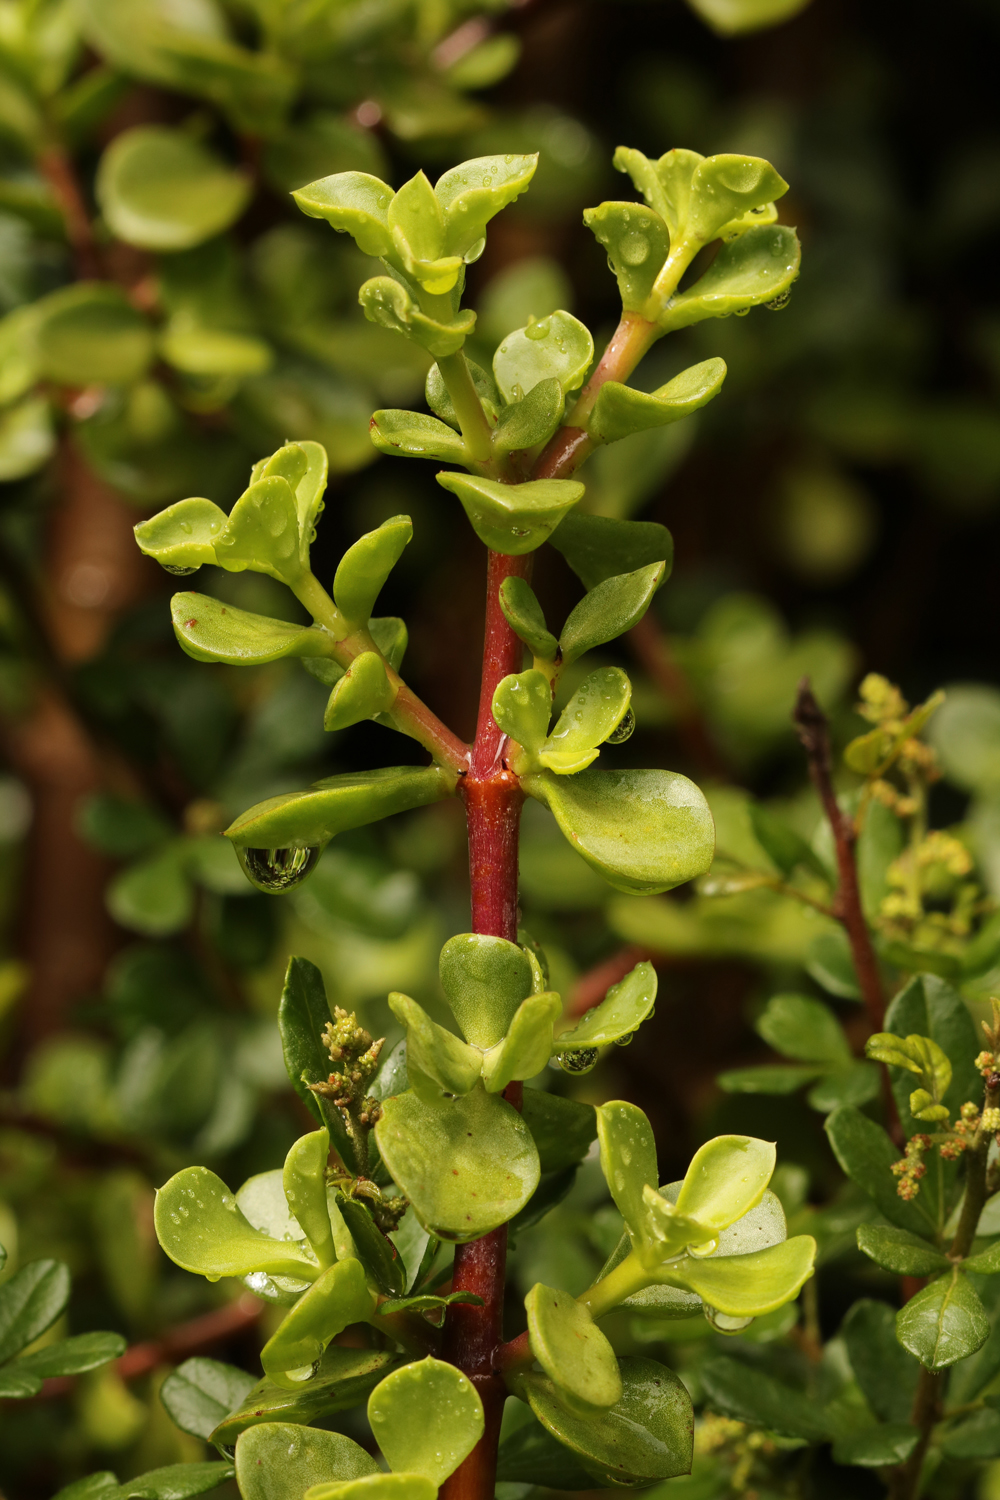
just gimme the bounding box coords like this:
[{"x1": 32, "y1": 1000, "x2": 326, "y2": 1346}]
[
  {"x1": 161, "y1": 563, "x2": 200, "y2": 576},
  {"x1": 557, "y1": 1047, "x2": 599, "y2": 1074},
  {"x1": 605, "y1": 708, "x2": 635, "y2": 744},
  {"x1": 704, "y1": 1305, "x2": 754, "y2": 1334},
  {"x1": 614, "y1": 1031, "x2": 635, "y2": 1047},
  {"x1": 237, "y1": 845, "x2": 322, "y2": 893}
]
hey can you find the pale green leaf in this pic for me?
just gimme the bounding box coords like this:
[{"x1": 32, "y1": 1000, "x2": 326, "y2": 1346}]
[
  {"x1": 260, "y1": 1258, "x2": 375, "y2": 1386},
  {"x1": 662, "y1": 1235, "x2": 816, "y2": 1315},
  {"x1": 555, "y1": 960, "x2": 656, "y2": 1051},
  {"x1": 491, "y1": 670, "x2": 552, "y2": 755},
  {"x1": 526, "y1": 1283, "x2": 622, "y2": 1409},
  {"x1": 97, "y1": 126, "x2": 250, "y2": 250},
  {"x1": 154, "y1": 1166, "x2": 320, "y2": 1281},
  {"x1": 539, "y1": 666, "x2": 632, "y2": 774},
  {"x1": 368, "y1": 1357, "x2": 485, "y2": 1483},
  {"x1": 169, "y1": 592, "x2": 333, "y2": 665},
  {"x1": 439, "y1": 933, "x2": 534, "y2": 1048},
  {"x1": 436, "y1": 471, "x2": 584, "y2": 555},
  {"x1": 387, "y1": 991, "x2": 482, "y2": 1102},
  {"x1": 481, "y1": 992, "x2": 561, "y2": 1093},
  {"x1": 493, "y1": 311, "x2": 593, "y2": 404}
]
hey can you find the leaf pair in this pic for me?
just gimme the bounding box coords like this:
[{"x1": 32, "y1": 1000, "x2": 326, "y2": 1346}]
[
  {"x1": 0, "y1": 1252, "x2": 125, "y2": 1399},
  {"x1": 865, "y1": 1029, "x2": 952, "y2": 1121},
  {"x1": 233, "y1": 1359, "x2": 484, "y2": 1500},
  {"x1": 588, "y1": 1102, "x2": 815, "y2": 1322},
  {"x1": 499, "y1": 558, "x2": 666, "y2": 670},
  {"x1": 295, "y1": 157, "x2": 537, "y2": 355},
  {"x1": 135, "y1": 440, "x2": 327, "y2": 586},
  {"x1": 492, "y1": 666, "x2": 632, "y2": 776},
  {"x1": 586, "y1": 146, "x2": 799, "y2": 330},
  {"x1": 719, "y1": 992, "x2": 879, "y2": 1113}
]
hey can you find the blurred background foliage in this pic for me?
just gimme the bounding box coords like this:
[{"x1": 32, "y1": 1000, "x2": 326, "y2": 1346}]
[{"x1": 1, "y1": 0, "x2": 1000, "y2": 1494}]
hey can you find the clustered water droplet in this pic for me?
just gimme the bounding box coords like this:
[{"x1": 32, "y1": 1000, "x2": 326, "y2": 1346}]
[
  {"x1": 557, "y1": 1047, "x2": 599, "y2": 1074},
  {"x1": 237, "y1": 845, "x2": 321, "y2": 893},
  {"x1": 605, "y1": 708, "x2": 635, "y2": 744}
]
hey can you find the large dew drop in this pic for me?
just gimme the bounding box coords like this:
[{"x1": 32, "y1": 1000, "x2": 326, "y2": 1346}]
[
  {"x1": 557, "y1": 1047, "x2": 599, "y2": 1075},
  {"x1": 703, "y1": 1305, "x2": 754, "y2": 1335},
  {"x1": 237, "y1": 845, "x2": 321, "y2": 893},
  {"x1": 161, "y1": 562, "x2": 200, "y2": 576},
  {"x1": 605, "y1": 708, "x2": 635, "y2": 745}
]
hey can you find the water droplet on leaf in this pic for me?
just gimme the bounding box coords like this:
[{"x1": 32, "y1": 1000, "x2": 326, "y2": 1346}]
[
  {"x1": 237, "y1": 845, "x2": 322, "y2": 893},
  {"x1": 614, "y1": 1031, "x2": 635, "y2": 1047},
  {"x1": 162, "y1": 562, "x2": 200, "y2": 576},
  {"x1": 704, "y1": 1305, "x2": 754, "y2": 1334},
  {"x1": 557, "y1": 1048, "x2": 599, "y2": 1074},
  {"x1": 606, "y1": 708, "x2": 635, "y2": 744}
]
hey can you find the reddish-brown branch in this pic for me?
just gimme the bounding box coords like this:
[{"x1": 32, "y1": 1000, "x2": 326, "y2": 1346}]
[
  {"x1": 443, "y1": 549, "x2": 533, "y2": 1500},
  {"x1": 37, "y1": 146, "x2": 100, "y2": 280},
  {"x1": 792, "y1": 679, "x2": 886, "y2": 1033}
]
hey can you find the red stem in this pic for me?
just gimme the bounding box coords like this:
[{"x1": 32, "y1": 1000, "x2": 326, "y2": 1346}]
[{"x1": 441, "y1": 549, "x2": 532, "y2": 1500}]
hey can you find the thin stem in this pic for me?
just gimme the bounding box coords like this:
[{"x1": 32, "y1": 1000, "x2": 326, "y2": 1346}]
[
  {"x1": 792, "y1": 678, "x2": 886, "y2": 1034},
  {"x1": 532, "y1": 312, "x2": 659, "y2": 481},
  {"x1": 293, "y1": 571, "x2": 470, "y2": 773},
  {"x1": 436, "y1": 351, "x2": 496, "y2": 467},
  {"x1": 440, "y1": 547, "x2": 532, "y2": 1500},
  {"x1": 37, "y1": 145, "x2": 100, "y2": 280}
]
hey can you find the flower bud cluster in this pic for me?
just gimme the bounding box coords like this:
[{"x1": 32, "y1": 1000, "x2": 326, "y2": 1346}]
[{"x1": 891, "y1": 1135, "x2": 930, "y2": 1199}]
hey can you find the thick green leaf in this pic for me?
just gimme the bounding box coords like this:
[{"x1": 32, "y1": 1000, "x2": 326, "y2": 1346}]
[
  {"x1": 97, "y1": 126, "x2": 250, "y2": 250},
  {"x1": 856, "y1": 1225, "x2": 950, "y2": 1278},
  {"x1": 16, "y1": 1330, "x2": 126, "y2": 1378},
  {"x1": 663, "y1": 1236, "x2": 815, "y2": 1315},
  {"x1": 521, "y1": 1089, "x2": 597, "y2": 1174},
  {"x1": 292, "y1": 172, "x2": 394, "y2": 258},
  {"x1": 214, "y1": 476, "x2": 301, "y2": 584},
  {"x1": 368, "y1": 1357, "x2": 485, "y2": 1484},
  {"x1": 496, "y1": 1407, "x2": 600, "y2": 1489},
  {"x1": 596, "y1": 1101, "x2": 659, "y2": 1245},
  {"x1": 225, "y1": 765, "x2": 456, "y2": 849},
  {"x1": 436, "y1": 154, "x2": 538, "y2": 257},
  {"x1": 492, "y1": 670, "x2": 552, "y2": 755},
  {"x1": 377, "y1": 1291, "x2": 483, "y2": 1316},
  {"x1": 807, "y1": 929, "x2": 861, "y2": 1000},
  {"x1": 493, "y1": 377, "x2": 564, "y2": 454},
  {"x1": 235, "y1": 1423, "x2": 378, "y2": 1500},
  {"x1": 481, "y1": 992, "x2": 562, "y2": 1092},
  {"x1": 170, "y1": 593, "x2": 333, "y2": 666},
  {"x1": 260, "y1": 1259, "x2": 375, "y2": 1386},
  {"x1": 369, "y1": 411, "x2": 467, "y2": 464},
  {"x1": 841, "y1": 1299, "x2": 920, "y2": 1425},
  {"x1": 334, "y1": 1196, "x2": 405, "y2": 1297},
  {"x1": 118, "y1": 1461, "x2": 235, "y2": 1499},
  {"x1": 160, "y1": 1357, "x2": 257, "y2": 1442},
  {"x1": 675, "y1": 1135, "x2": 776, "y2": 1233},
  {"x1": 436, "y1": 472, "x2": 584, "y2": 556},
  {"x1": 387, "y1": 172, "x2": 459, "y2": 294},
  {"x1": 583, "y1": 202, "x2": 670, "y2": 314},
  {"x1": 154, "y1": 1166, "x2": 320, "y2": 1281},
  {"x1": 305, "y1": 1479, "x2": 434, "y2": 1500},
  {"x1": 524, "y1": 767, "x2": 715, "y2": 895},
  {"x1": 388, "y1": 991, "x2": 482, "y2": 1102},
  {"x1": 549, "y1": 512, "x2": 673, "y2": 591},
  {"x1": 832, "y1": 1425, "x2": 919, "y2": 1468},
  {"x1": 333, "y1": 517, "x2": 412, "y2": 626},
  {"x1": 211, "y1": 1349, "x2": 400, "y2": 1446},
  {"x1": 277, "y1": 957, "x2": 347, "y2": 1151},
  {"x1": 521, "y1": 1356, "x2": 693, "y2": 1485},
  {"x1": 590, "y1": 360, "x2": 726, "y2": 445},
  {"x1": 283, "y1": 1129, "x2": 335, "y2": 1270},
  {"x1": 0, "y1": 1366, "x2": 42, "y2": 1397},
  {"x1": 33, "y1": 282, "x2": 154, "y2": 385},
  {"x1": 426, "y1": 359, "x2": 499, "y2": 429},
  {"x1": 253, "y1": 440, "x2": 328, "y2": 542},
  {"x1": 493, "y1": 311, "x2": 593, "y2": 404},
  {"x1": 896, "y1": 1269, "x2": 989, "y2": 1370},
  {"x1": 134, "y1": 499, "x2": 228, "y2": 574},
  {"x1": 555, "y1": 960, "x2": 656, "y2": 1052},
  {"x1": 323, "y1": 652, "x2": 397, "y2": 732},
  {"x1": 526, "y1": 1284, "x2": 622, "y2": 1409},
  {"x1": 498, "y1": 577, "x2": 557, "y2": 660},
  {"x1": 682, "y1": 154, "x2": 788, "y2": 245},
  {"x1": 961, "y1": 1241, "x2": 1000, "y2": 1274},
  {"x1": 539, "y1": 667, "x2": 632, "y2": 774},
  {"x1": 699, "y1": 1355, "x2": 837, "y2": 1441},
  {"x1": 559, "y1": 565, "x2": 665, "y2": 665},
  {"x1": 755, "y1": 993, "x2": 850, "y2": 1066},
  {"x1": 658, "y1": 225, "x2": 800, "y2": 333},
  {"x1": 359, "y1": 276, "x2": 475, "y2": 359},
  {"x1": 439, "y1": 933, "x2": 534, "y2": 1048},
  {"x1": 0, "y1": 1259, "x2": 71, "y2": 1362},
  {"x1": 825, "y1": 1105, "x2": 938, "y2": 1238},
  {"x1": 374, "y1": 1085, "x2": 539, "y2": 1241}
]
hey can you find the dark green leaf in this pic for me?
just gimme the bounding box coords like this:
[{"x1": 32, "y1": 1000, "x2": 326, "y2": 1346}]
[
  {"x1": 748, "y1": 803, "x2": 830, "y2": 882},
  {"x1": 509, "y1": 1167, "x2": 578, "y2": 1235},
  {"x1": 119, "y1": 1462, "x2": 235, "y2": 1500},
  {"x1": 0, "y1": 1366, "x2": 42, "y2": 1397},
  {"x1": 160, "y1": 1357, "x2": 257, "y2": 1442},
  {"x1": 548, "y1": 512, "x2": 673, "y2": 592},
  {"x1": 496, "y1": 1406, "x2": 602, "y2": 1489},
  {"x1": 825, "y1": 1106, "x2": 938, "y2": 1238},
  {"x1": 805, "y1": 1063, "x2": 880, "y2": 1112},
  {"x1": 885, "y1": 974, "x2": 982, "y2": 1132},
  {"x1": 0, "y1": 1259, "x2": 71, "y2": 1363},
  {"x1": 755, "y1": 993, "x2": 850, "y2": 1066},
  {"x1": 76, "y1": 794, "x2": 171, "y2": 858},
  {"x1": 16, "y1": 1330, "x2": 126, "y2": 1378},
  {"x1": 211, "y1": 1349, "x2": 400, "y2": 1447},
  {"x1": 498, "y1": 577, "x2": 557, "y2": 661},
  {"x1": 941, "y1": 1409, "x2": 1000, "y2": 1459},
  {"x1": 856, "y1": 1225, "x2": 950, "y2": 1278},
  {"x1": 335, "y1": 1194, "x2": 405, "y2": 1296},
  {"x1": 947, "y1": 1279, "x2": 1000, "y2": 1404},
  {"x1": 521, "y1": 1089, "x2": 597, "y2": 1174},
  {"x1": 962, "y1": 911, "x2": 1000, "y2": 978},
  {"x1": 377, "y1": 1291, "x2": 483, "y2": 1316},
  {"x1": 896, "y1": 1269, "x2": 989, "y2": 1370},
  {"x1": 881, "y1": 941, "x2": 962, "y2": 980},
  {"x1": 558, "y1": 564, "x2": 665, "y2": 665},
  {"x1": 831, "y1": 1425, "x2": 918, "y2": 1468},
  {"x1": 699, "y1": 1355, "x2": 839, "y2": 1441},
  {"x1": 493, "y1": 377, "x2": 563, "y2": 454},
  {"x1": 716, "y1": 1065, "x2": 821, "y2": 1094},
  {"x1": 841, "y1": 1299, "x2": 920, "y2": 1424}
]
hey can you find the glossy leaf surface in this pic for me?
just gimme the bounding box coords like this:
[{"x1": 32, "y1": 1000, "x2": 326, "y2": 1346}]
[
  {"x1": 555, "y1": 961, "x2": 656, "y2": 1052},
  {"x1": 16, "y1": 1330, "x2": 126, "y2": 1378},
  {"x1": 663, "y1": 1236, "x2": 815, "y2": 1315},
  {"x1": 559, "y1": 565, "x2": 665, "y2": 665},
  {"x1": 526, "y1": 1283, "x2": 622, "y2": 1409},
  {"x1": 333, "y1": 517, "x2": 412, "y2": 626},
  {"x1": 583, "y1": 202, "x2": 671, "y2": 314},
  {"x1": 155, "y1": 1166, "x2": 319, "y2": 1281},
  {"x1": 134, "y1": 498, "x2": 227, "y2": 574},
  {"x1": 212, "y1": 1349, "x2": 399, "y2": 1446},
  {"x1": 492, "y1": 670, "x2": 552, "y2": 755},
  {"x1": 498, "y1": 578, "x2": 557, "y2": 660},
  {"x1": 596, "y1": 1101, "x2": 659, "y2": 1244},
  {"x1": 283, "y1": 1129, "x2": 335, "y2": 1269},
  {"x1": 549, "y1": 513, "x2": 673, "y2": 591},
  {"x1": 436, "y1": 472, "x2": 584, "y2": 556},
  {"x1": 435, "y1": 154, "x2": 538, "y2": 256},
  {"x1": 896, "y1": 1270, "x2": 989, "y2": 1370},
  {"x1": 359, "y1": 277, "x2": 475, "y2": 358},
  {"x1": 368, "y1": 1357, "x2": 485, "y2": 1484},
  {"x1": 292, "y1": 172, "x2": 394, "y2": 258},
  {"x1": 590, "y1": 360, "x2": 726, "y2": 444},
  {"x1": 439, "y1": 933, "x2": 534, "y2": 1048},
  {"x1": 493, "y1": 377, "x2": 564, "y2": 454},
  {"x1": 387, "y1": 991, "x2": 482, "y2": 1102},
  {"x1": 674, "y1": 1134, "x2": 775, "y2": 1231},
  {"x1": 539, "y1": 667, "x2": 632, "y2": 774},
  {"x1": 659, "y1": 225, "x2": 800, "y2": 332},
  {"x1": 323, "y1": 653, "x2": 397, "y2": 732},
  {"x1": 170, "y1": 593, "x2": 331, "y2": 666},
  {"x1": 214, "y1": 477, "x2": 301, "y2": 584},
  {"x1": 225, "y1": 766, "x2": 456, "y2": 849},
  {"x1": 0, "y1": 1260, "x2": 71, "y2": 1361},
  {"x1": 856, "y1": 1225, "x2": 950, "y2": 1278},
  {"x1": 305, "y1": 1479, "x2": 434, "y2": 1500},
  {"x1": 842, "y1": 1299, "x2": 920, "y2": 1425},
  {"x1": 525, "y1": 767, "x2": 715, "y2": 895},
  {"x1": 825, "y1": 1106, "x2": 939, "y2": 1238},
  {"x1": 493, "y1": 311, "x2": 593, "y2": 403},
  {"x1": 160, "y1": 1357, "x2": 256, "y2": 1442},
  {"x1": 521, "y1": 1357, "x2": 693, "y2": 1486},
  {"x1": 481, "y1": 992, "x2": 562, "y2": 1092},
  {"x1": 260, "y1": 1259, "x2": 375, "y2": 1385},
  {"x1": 375, "y1": 1085, "x2": 539, "y2": 1240},
  {"x1": 235, "y1": 1423, "x2": 378, "y2": 1500},
  {"x1": 369, "y1": 411, "x2": 467, "y2": 464}
]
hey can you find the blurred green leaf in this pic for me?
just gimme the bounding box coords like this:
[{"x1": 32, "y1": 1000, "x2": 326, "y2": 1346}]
[
  {"x1": 97, "y1": 126, "x2": 250, "y2": 250},
  {"x1": 549, "y1": 512, "x2": 673, "y2": 591},
  {"x1": 0, "y1": 1259, "x2": 71, "y2": 1362},
  {"x1": 160, "y1": 1357, "x2": 257, "y2": 1442}
]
